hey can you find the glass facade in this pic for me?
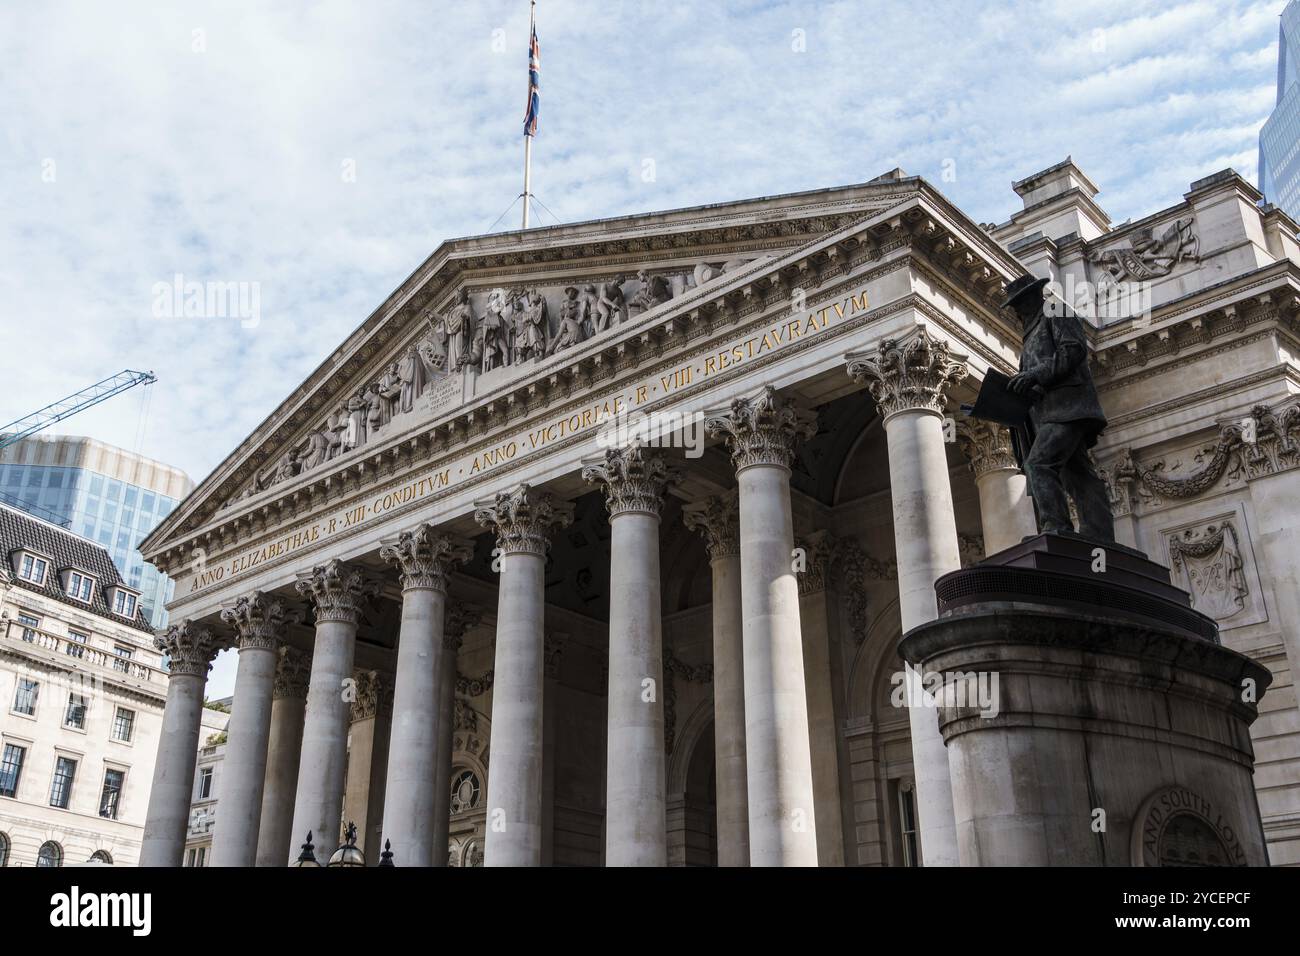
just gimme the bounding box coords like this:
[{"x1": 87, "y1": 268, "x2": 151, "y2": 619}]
[
  {"x1": 1260, "y1": 2, "x2": 1300, "y2": 219},
  {"x1": 0, "y1": 462, "x2": 178, "y2": 627}
]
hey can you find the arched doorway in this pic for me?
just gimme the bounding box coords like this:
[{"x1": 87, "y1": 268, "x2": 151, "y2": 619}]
[{"x1": 666, "y1": 698, "x2": 717, "y2": 866}]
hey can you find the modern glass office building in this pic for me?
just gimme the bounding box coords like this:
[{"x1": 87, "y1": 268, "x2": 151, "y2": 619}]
[
  {"x1": 1260, "y1": 1, "x2": 1300, "y2": 219},
  {"x1": 0, "y1": 436, "x2": 193, "y2": 628}
]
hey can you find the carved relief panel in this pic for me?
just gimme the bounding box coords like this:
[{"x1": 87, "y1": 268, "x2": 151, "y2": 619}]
[{"x1": 1159, "y1": 506, "x2": 1266, "y2": 630}]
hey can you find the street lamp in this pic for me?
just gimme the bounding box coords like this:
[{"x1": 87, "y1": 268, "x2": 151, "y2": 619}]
[
  {"x1": 291, "y1": 831, "x2": 319, "y2": 868},
  {"x1": 327, "y1": 822, "x2": 366, "y2": 867}
]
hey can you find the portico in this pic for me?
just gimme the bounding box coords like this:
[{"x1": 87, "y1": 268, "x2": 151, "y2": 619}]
[{"x1": 135, "y1": 173, "x2": 1072, "y2": 867}]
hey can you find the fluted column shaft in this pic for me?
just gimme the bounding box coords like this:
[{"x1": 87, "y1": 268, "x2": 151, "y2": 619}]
[
  {"x1": 140, "y1": 622, "x2": 224, "y2": 867},
  {"x1": 475, "y1": 485, "x2": 573, "y2": 866},
  {"x1": 210, "y1": 593, "x2": 286, "y2": 867},
  {"x1": 584, "y1": 446, "x2": 674, "y2": 867},
  {"x1": 379, "y1": 524, "x2": 470, "y2": 867},
  {"x1": 289, "y1": 560, "x2": 370, "y2": 857},
  {"x1": 255, "y1": 646, "x2": 310, "y2": 866},
  {"x1": 707, "y1": 387, "x2": 819, "y2": 867},
  {"x1": 848, "y1": 327, "x2": 967, "y2": 867},
  {"x1": 684, "y1": 494, "x2": 748, "y2": 866}
]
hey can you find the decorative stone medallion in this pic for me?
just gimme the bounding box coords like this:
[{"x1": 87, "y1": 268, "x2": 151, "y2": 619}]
[{"x1": 1131, "y1": 785, "x2": 1247, "y2": 867}]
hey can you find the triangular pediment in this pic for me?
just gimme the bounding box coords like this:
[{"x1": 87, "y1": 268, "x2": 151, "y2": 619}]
[{"x1": 143, "y1": 175, "x2": 951, "y2": 556}]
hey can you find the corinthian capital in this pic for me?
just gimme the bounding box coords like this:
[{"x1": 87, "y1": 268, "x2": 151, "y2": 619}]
[
  {"x1": 846, "y1": 326, "x2": 967, "y2": 419},
  {"x1": 473, "y1": 484, "x2": 575, "y2": 557},
  {"x1": 581, "y1": 445, "x2": 678, "y2": 518},
  {"x1": 350, "y1": 669, "x2": 392, "y2": 723},
  {"x1": 380, "y1": 524, "x2": 473, "y2": 592},
  {"x1": 220, "y1": 591, "x2": 289, "y2": 652},
  {"x1": 154, "y1": 621, "x2": 226, "y2": 679},
  {"x1": 273, "y1": 645, "x2": 312, "y2": 700},
  {"x1": 957, "y1": 418, "x2": 1019, "y2": 479},
  {"x1": 444, "y1": 600, "x2": 483, "y2": 652},
  {"x1": 682, "y1": 492, "x2": 740, "y2": 560},
  {"x1": 294, "y1": 559, "x2": 373, "y2": 625},
  {"x1": 705, "y1": 386, "x2": 816, "y2": 472}
]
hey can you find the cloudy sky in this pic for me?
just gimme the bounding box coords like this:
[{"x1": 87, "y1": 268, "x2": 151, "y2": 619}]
[{"x1": 0, "y1": 0, "x2": 1285, "y2": 693}]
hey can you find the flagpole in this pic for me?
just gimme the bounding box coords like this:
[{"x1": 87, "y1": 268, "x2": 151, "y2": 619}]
[{"x1": 521, "y1": 0, "x2": 537, "y2": 229}]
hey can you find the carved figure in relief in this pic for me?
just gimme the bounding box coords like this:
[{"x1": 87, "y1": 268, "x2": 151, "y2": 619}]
[
  {"x1": 594, "y1": 277, "x2": 627, "y2": 331},
  {"x1": 325, "y1": 411, "x2": 345, "y2": 460},
  {"x1": 398, "y1": 345, "x2": 428, "y2": 413},
  {"x1": 344, "y1": 389, "x2": 369, "y2": 450},
  {"x1": 513, "y1": 288, "x2": 548, "y2": 363},
  {"x1": 476, "y1": 288, "x2": 514, "y2": 374},
  {"x1": 365, "y1": 383, "x2": 385, "y2": 436},
  {"x1": 578, "y1": 285, "x2": 599, "y2": 339},
  {"x1": 434, "y1": 288, "x2": 475, "y2": 372},
  {"x1": 377, "y1": 363, "x2": 402, "y2": 426},
  {"x1": 299, "y1": 425, "x2": 330, "y2": 471},
  {"x1": 629, "y1": 269, "x2": 671, "y2": 314},
  {"x1": 548, "y1": 287, "x2": 586, "y2": 355}
]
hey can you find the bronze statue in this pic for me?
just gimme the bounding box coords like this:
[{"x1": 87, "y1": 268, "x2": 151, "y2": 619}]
[{"x1": 1002, "y1": 275, "x2": 1114, "y2": 542}]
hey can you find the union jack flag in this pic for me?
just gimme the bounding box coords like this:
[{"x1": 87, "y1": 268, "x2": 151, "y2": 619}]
[{"x1": 523, "y1": 25, "x2": 541, "y2": 136}]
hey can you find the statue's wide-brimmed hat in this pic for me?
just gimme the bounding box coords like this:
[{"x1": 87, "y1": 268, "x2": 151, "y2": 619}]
[{"x1": 1000, "y1": 274, "x2": 1050, "y2": 309}]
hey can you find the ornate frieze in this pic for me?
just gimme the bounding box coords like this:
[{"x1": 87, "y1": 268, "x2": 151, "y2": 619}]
[
  {"x1": 957, "y1": 419, "x2": 1019, "y2": 478},
  {"x1": 379, "y1": 523, "x2": 472, "y2": 592},
  {"x1": 705, "y1": 385, "x2": 816, "y2": 472},
  {"x1": 845, "y1": 326, "x2": 968, "y2": 418},
  {"x1": 349, "y1": 669, "x2": 393, "y2": 723},
  {"x1": 1108, "y1": 401, "x2": 1300, "y2": 513},
  {"x1": 581, "y1": 445, "x2": 678, "y2": 518},
  {"x1": 219, "y1": 591, "x2": 289, "y2": 652},
  {"x1": 273, "y1": 645, "x2": 312, "y2": 700},
  {"x1": 154, "y1": 621, "x2": 226, "y2": 679},
  {"x1": 682, "y1": 492, "x2": 740, "y2": 560},
  {"x1": 796, "y1": 530, "x2": 837, "y2": 596},
  {"x1": 1167, "y1": 521, "x2": 1249, "y2": 621},
  {"x1": 473, "y1": 483, "x2": 575, "y2": 557},
  {"x1": 294, "y1": 559, "x2": 374, "y2": 625},
  {"x1": 833, "y1": 536, "x2": 894, "y2": 645},
  {"x1": 1089, "y1": 216, "x2": 1199, "y2": 284}
]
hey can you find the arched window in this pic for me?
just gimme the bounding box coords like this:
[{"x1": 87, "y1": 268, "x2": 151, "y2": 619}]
[
  {"x1": 0, "y1": 832, "x2": 9, "y2": 867},
  {"x1": 463, "y1": 840, "x2": 483, "y2": 868},
  {"x1": 36, "y1": 841, "x2": 63, "y2": 868},
  {"x1": 449, "y1": 768, "x2": 481, "y2": 814},
  {"x1": 89, "y1": 849, "x2": 113, "y2": 865}
]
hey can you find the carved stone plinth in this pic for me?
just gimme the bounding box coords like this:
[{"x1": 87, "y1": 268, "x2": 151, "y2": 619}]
[{"x1": 899, "y1": 534, "x2": 1271, "y2": 867}]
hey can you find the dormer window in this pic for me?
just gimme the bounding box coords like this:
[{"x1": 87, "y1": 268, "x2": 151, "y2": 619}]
[
  {"x1": 16, "y1": 552, "x2": 49, "y2": 585},
  {"x1": 64, "y1": 570, "x2": 95, "y2": 603},
  {"x1": 111, "y1": 582, "x2": 140, "y2": 621}
]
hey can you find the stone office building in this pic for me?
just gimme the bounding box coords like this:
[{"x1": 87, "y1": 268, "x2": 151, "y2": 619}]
[{"x1": 137, "y1": 158, "x2": 1300, "y2": 866}]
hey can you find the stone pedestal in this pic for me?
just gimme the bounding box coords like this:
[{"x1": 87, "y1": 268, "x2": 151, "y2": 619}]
[{"x1": 899, "y1": 534, "x2": 1272, "y2": 867}]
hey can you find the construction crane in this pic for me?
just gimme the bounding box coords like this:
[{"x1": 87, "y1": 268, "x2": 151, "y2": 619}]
[{"x1": 0, "y1": 370, "x2": 157, "y2": 452}]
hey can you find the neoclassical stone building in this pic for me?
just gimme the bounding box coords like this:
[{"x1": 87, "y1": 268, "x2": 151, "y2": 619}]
[{"x1": 138, "y1": 159, "x2": 1300, "y2": 866}]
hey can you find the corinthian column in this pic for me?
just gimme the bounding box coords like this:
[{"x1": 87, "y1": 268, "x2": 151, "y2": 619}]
[
  {"x1": 847, "y1": 326, "x2": 966, "y2": 867},
  {"x1": 140, "y1": 622, "x2": 226, "y2": 867},
  {"x1": 379, "y1": 524, "x2": 472, "y2": 867},
  {"x1": 958, "y1": 418, "x2": 1039, "y2": 554},
  {"x1": 706, "y1": 387, "x2": 819, "y2": 867},
  {"x1": 211, "y1": 592, "x2": 287, "y2": 867},
  {"x1": 256, "y1": 645, "x2": 311, "y2": 866},
  {"x1": 289, "y1": 559, "x2": 372, "y2": 857},
  {"x1": 582, "y1": 445, "x2": 677, "y2": 867},
  {"x1": 433, "y1": 601, "x2": 483, "y2": 864},
  {"x1": 474, "y1": 484, "x2": 574, "y2": 866},
  {"x1": 683, "y1": 492, "x2": 749, "y2": 867}
]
